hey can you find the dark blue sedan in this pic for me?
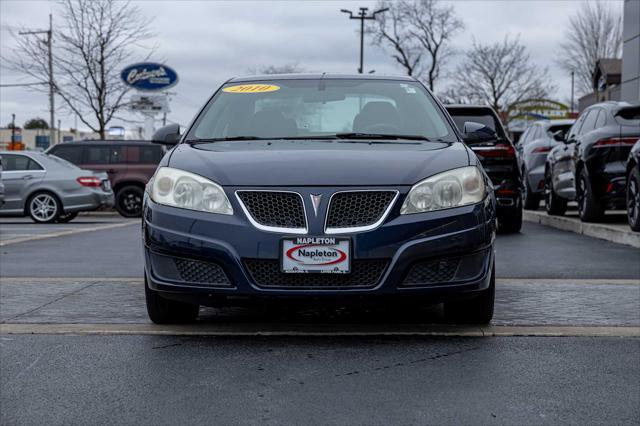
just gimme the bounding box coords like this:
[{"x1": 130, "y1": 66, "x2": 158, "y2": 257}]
[{"x1": 142, "y1": 74, "x2": 497, "y2": 324}]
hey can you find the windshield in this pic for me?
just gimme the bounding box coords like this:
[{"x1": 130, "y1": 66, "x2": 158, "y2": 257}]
[{"x1": 186, "y1": 79, "x2": 456, "y2": 142}]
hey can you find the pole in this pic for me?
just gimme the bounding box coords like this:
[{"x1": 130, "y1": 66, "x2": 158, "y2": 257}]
[
  {"x1": 341, "y1": 7, "x2": 388, "y2": 74},
  {"x1": 48, "y1": 14, "x2": 55, "y2": 145},
  {"x1": 11, "y1": 114, "x2": 16, "y2": 143},
  {"x1": 570, "y1": 71, "x2": 575, "y2": 114},
  {"x1": 57, "y1": 119, "x2": 61, "y2": 144}
]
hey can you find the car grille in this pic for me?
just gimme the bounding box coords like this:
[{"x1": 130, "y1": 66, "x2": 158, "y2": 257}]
[
  {"x1": 325, "y1": 191, "x2": 397, "y2": 230},
  {"x1": 237, "y1": 191, "x2": 306, "y2": 230},
  {"x1": 402, "y1": 259, "x2": 460, "y2": 286},
  {"x1": 244, "y1": 259, "x2": 388, "y2": 289},
  {"x1": 174, "y1": 258, "x2": 231, "y2": 286}
]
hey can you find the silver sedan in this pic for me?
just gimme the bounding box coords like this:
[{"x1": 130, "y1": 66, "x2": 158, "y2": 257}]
[{"x1": 0, "y1": 151, "x2": 115, "y2": 223}]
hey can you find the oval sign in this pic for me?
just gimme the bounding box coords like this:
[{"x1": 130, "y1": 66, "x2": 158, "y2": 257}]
[
  {"x1": 285, "y1": 244, "x2": 347, "y2": 266},
  {"x1": 121, "y1": 63, "x2": 178, "y2": 91},
  {"x1": 222, "y1": 84, "x2": 280, "y2": 94}
]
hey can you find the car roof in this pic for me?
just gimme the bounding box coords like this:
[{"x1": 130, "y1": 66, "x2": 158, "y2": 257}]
[
  {"x1": 589, "y1": 101, "x2": 640, "y2": 111},
  {"x1": 534, "y1": 119, "x2": 575, "y2": 127},
  {"x1": 227, "y1": 73, "x2": 417, "y2": 83}
]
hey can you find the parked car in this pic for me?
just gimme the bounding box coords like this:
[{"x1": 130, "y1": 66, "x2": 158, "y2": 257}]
[
  {"x1": 445, "y1": 105, "x2": 522, "y2": 233},
  {"x1": 545, "y1": 102, "x2": 640, "y2": 221},
  {"x1": 516, "y1": 119, "x2": 575, "y2": 210},
  {"x1": 143, "y1": 74, "x2": 497, "y2": 324},
  {"x1": 46, "y1": 140, "x2": 165, "y2": 217},
  {"x1": 0, "y1": 151, "x2": 114, "y2": 223},
  {"x1": 626, "y1": 139, "x2": 640, "y2": 231}
]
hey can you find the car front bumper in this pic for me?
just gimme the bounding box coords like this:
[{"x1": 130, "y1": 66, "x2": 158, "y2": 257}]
[{"x1": 143, "y1": 193, "x2": 496, "y2": 305}]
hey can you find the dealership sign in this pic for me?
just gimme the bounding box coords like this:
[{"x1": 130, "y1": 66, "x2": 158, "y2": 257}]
[{"x1": 121, "y1": 63, "x2": 178, "y2": 91}]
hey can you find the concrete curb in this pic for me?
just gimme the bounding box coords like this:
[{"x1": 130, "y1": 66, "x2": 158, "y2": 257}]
[
  {"x1": 1, "y1": 323, "x2": 639, "y2": 337},
  {"x1": 523, "y1": 210, "x2": 640, "y2": 248}
]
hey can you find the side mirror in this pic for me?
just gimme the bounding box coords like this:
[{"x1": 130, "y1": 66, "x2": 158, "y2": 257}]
[
  {"x1": 462, "y1": 121, "x2": 497, "y2": 143},
  {"x1": 551, "y1": 130, "x2": 565, "y2": 142},
  {"x1": 152, "y1": 124, "x2": 181, "y2": 146}
]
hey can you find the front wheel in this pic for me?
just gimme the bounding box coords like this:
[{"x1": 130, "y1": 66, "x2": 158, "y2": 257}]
[
  {"x1": 116, "y1": 185, "x2": 143, "y2": 218},
  {"x1": 145, "y1": 277, "x2": 200, "y2": 324},
  {"x1": 577, "y1": 169, "x2": 604, "y2": 222},
  {"x1": 627, "y1": 167, "x2": 640, "y2": 232},
  {"x1": 544, "y1": 173, "x2": 567, "y2": 216},
  {"x1": 27, "y1": 192, "x2": 61, "y2": 223},
  {"x1": 498, "y1": 207, "x2": 522, "y2": 234},
  {"x1": 444, "y1": 264, "x2": 495, "y2": 325}
]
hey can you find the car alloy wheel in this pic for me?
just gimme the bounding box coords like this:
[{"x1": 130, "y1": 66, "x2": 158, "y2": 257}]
[
  {"x1": 627, "y1": 170, "x2": 640, "y2": 231},
  {"x1": 116, "y1": 185, "x2": 144, "y2": 218},
  {"x1": 29, "y1": 193, "x2": 60, "y2": 223}
]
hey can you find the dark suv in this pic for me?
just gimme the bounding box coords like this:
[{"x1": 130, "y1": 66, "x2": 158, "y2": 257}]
[
  {"x1": 446, "y1": 105, "x2": 522, "y2": 233},
  {"x1": 545, "y1": 102, "x2": 640, "y2": 221},
  {"x1": 47, "y1": 140, "x2": 165, "y2": 217}
]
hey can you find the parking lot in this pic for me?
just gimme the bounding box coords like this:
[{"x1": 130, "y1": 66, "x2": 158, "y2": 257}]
[{"x1": 1, "y1": 213, "x2": 639, "y2": 424}]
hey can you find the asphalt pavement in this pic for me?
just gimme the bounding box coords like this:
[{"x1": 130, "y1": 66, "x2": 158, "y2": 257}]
[{"x1": 1, "y1": 214, "x2": 639, "y2": 425}]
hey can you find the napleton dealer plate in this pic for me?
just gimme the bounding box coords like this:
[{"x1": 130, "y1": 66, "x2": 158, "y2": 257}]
[{"x1": 281, "y1": 237, "x2": 350, "y2": 274}]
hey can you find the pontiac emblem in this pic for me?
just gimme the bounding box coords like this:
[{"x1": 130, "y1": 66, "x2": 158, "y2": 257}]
[{"x1": 310, "y1": 194, "x2": 322, "y2": 216}]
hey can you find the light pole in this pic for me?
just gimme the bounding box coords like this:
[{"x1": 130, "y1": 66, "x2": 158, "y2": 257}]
[
  {"x1": 340, "y1": 7, "x2": 388, "y2": 74},
  {"x1": 570, "y1": 71, "x2": 575, "y2": 114}
]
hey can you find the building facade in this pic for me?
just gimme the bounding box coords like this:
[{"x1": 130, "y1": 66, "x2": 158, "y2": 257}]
[{"x1": 621, "y1": 0, "x2": 640, "y2": 102}]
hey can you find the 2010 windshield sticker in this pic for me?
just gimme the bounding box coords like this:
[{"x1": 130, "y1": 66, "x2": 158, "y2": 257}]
[{"x1": 222, "y1": 84, "x2": 280, "y2": 93}]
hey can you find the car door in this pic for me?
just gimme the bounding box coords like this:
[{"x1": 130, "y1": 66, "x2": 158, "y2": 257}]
[
  {"x1": 83, "y1": 144, "x2": 126, "y2": 188},
  {"x1": 124, "y1": 144, "x2": 164, "y2": 185},
  {"x1": 0, "y1": 154, "x2": 46, "y2": 213}
]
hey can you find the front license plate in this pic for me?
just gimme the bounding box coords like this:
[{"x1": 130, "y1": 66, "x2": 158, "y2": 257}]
[{"x1": 281, "y1": 237, "x2": 350, "y2": 274}]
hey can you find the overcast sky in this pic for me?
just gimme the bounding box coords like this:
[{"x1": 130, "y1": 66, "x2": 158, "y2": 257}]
[{"x1": 0, "y1": 0, "x2": 624, "y2": 132}]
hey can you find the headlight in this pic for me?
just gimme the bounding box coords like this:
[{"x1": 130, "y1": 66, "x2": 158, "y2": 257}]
[
  {"x1": 401, "y1": 166, "x2": 486, "y2": 214},
  {"x1": 150, "y1": 167, "x2": 233, "y2": 215}
]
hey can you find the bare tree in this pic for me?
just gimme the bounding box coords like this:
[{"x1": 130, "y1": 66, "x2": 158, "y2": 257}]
[
  {"x1": 368, "y1": 1, "x2": 423, "y2": 77},
  {"x1": 5, "y1": 0, "x2": 155, "y2": 138},
  {"x1": 247, "y1": 63, "x2": 305, "y2": 75},
  {"x1": 369, "y1": 0, "x2": 463, "y2": 90},
  {"x1": 448, "y1": 36, "x2": 554, "y2": 115},
  {"x1": 558, "y1": 0, "x2": 622, "y2": 95}
]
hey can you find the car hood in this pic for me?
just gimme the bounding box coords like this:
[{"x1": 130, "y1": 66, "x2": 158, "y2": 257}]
[{"x1": 167, "y1": 140, "x2": 470, "y2": 186}]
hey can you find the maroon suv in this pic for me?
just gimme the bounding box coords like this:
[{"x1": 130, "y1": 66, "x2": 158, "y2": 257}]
[{"x1": 47, "y1": 141, "x2": 165, "y2": 217}]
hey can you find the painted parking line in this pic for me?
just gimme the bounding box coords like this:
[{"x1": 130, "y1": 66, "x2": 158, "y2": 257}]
[
  {"x1": 1, "y1": 277, "x2": 638, "y2": 285},
  {"x1": 0, "y1": 221, "x2": 138, "y2": 246},
  {"x1": 1, "y1": 323, "x2": 638, "y2": 337}
]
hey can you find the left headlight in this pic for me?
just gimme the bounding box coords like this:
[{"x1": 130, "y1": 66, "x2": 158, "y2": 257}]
[
  {"x1": 401, "y1": 166, "x2": 486, "y2": 214},
  {"x1": 150, "y1": 167, "x2": 233, "y2": 215}
]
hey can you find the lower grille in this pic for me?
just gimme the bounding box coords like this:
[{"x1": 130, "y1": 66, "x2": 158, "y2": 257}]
[
  {"x1": 237, "y1": 191, "x2": 306, "y2": 230},
  {"x1": 326, "y1": 191, "x2": 397, "y2": 231},
  {"x1": 173, "y1": 258, "x2": 231, "y2": 286},
  {"x1": 402, "y1": 259, "x2": 460, "y2": 285},
  {"x1": 244, "y1": 259, "x2": 388, "y2": 289}
]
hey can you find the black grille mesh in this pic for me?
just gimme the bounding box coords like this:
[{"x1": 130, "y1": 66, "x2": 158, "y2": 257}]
[
  {"x1": 238, "y1": 191, "x2": 306, "y2": 229},
  {"x1": 174, "y1": 258, "x2": 231, "y2": 285},
  {"x1": 244, "y1": 259, "x2": 387, "y2": 288},
  {"x1": 402, "y1": 259, "x2": 460, "y2": 286},
  {"x1": 326, "y1": 191, "x2": 396, "y2": 229}
]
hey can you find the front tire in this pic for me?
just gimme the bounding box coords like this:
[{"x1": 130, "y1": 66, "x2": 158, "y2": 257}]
[
  {"x1": 498, "y1": 207, "x2": 523, "y2": 233},
  {"x1": 577, "y1": 169, "x2": 604, "y2": 222},
  {"x1": 544, "y1": 173, "x2": 567, "y2": 216},
  {"x1": 444, "y1": 264, "x2": 495, "y2": 324},
  {"x1": 627, "y1": 167, "x2": 640, "y2": 232},
  {"x1": 145, "y1": 276, "x2": 199, "y2": 324},
  {"x1": 116, "y1": 185, "x2": 144, "y2": 218},
  {"x1": 27, "y1": 192, "x2": 61, "y2": 223}
]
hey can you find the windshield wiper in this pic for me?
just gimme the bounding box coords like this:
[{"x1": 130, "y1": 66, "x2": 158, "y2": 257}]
[
  {"x1": 333, "y1": 132, "x2": 433, "y2": 141},
  {"x1": 185, "y1": 136, "x2": 265, "y2": 144}
]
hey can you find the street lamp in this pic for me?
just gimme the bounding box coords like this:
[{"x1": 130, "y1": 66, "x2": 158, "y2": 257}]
[{"x1": 341, "y1": 7, "x2": 388, "y2": 74}]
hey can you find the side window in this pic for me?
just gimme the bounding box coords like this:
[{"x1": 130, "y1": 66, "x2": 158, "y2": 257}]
[
  {"x1": 2, "y1": 154, "x2": 31, "y2": 171},
  {"x1": 595, "y1": 109, "x2": 607, "y2": 128},
  {"x1": 51, "y1": 145, "x2": 83, "y2": 164},
  {"x1": 127, "y1": 145, "x2": 164, "y2": 164},
  {"x1": 27, "y1": 159, "x2": 44, "y2": 170},
  {"x1": 579, "y1": 109, "x2": 599, "y2": 135},
  {"x1": 86, "y1": 146, "x2": 123, "y2": 164}
]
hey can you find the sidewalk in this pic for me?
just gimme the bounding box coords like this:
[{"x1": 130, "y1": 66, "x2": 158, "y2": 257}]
[{"x1": 523, "y1": 209, "x2": 640, "y2": 248}]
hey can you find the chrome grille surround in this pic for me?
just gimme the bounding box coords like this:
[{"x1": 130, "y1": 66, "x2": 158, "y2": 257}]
[
  {"x1": 236, "y1": 190, "x2": 308, "y2": 234},
  {"x1": 324, "y1": 190, "x2": 399, "y2": 234}
]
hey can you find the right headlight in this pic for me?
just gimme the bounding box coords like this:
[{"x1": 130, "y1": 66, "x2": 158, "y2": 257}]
[
  {"x1": 400, "y1": 166, "x2": 486, "y2": 214},
  {"x1": 150, "y1": 167, "x2": 233, "y2": 215}
]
